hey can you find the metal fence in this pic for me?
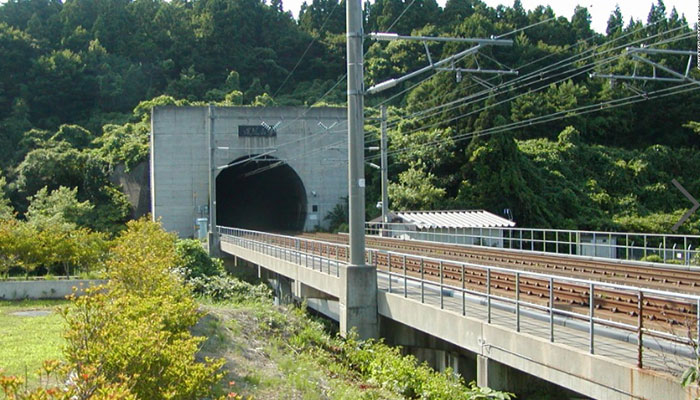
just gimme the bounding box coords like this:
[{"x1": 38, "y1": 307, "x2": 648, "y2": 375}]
[
  {"x1": 219, "y1": 226, "x2": 700, "y2": 373},
  {"x1": 218, "y1": 226, "x2": 346, "y2": 277},
  {"x1": 366, "y1": 222, "x2": 700, "y2": 266}
]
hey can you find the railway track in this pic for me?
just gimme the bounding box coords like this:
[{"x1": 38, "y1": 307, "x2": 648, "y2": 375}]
[
  {"x1": 281, "y1": 232, "x2": 700, "y2": 338},
  {"x1": 301, "y1": 232, "x2": 700, "y2": 293}
]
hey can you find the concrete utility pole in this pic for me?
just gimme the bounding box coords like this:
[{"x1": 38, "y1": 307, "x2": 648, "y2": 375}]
[
  {"x1": 380, "y1": 105, "x2": 389, "y2": 228},
  {"x1": 341, "y1": 7, "x2": 514, "y2": 340},
  {"x1": 340, "y1": 0, "x2": 379, "y2": 340},
  {"x1": 347, "y1": 0, "x2": 365, "y2": 266},
  {"x1": 207, "y1": 104, "x2": 219, "y2": 256}
]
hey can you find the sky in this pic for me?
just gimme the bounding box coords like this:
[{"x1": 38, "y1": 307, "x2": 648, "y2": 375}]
[{"x1": 284, "y1": 0, "x2": 698, "y2": 34}]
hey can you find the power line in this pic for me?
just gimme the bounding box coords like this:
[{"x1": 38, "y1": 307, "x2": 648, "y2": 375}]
[
  {"x1": 252, "y1": 28, "x2": 694, "y2": 172},
  {"x1": 273, "y1": 26, "x2": 690, "y2": 166},
  {"x1": 373, "y1": 27, "x2": 691, "y2": 138},
  {"x1": 367, "y1": 83, "x2": 697, "y2": 162},
  {"x1": 233, "y1": 21, "x2": 694, "y2": 178},
  {"x1": 376, "y1": 20, "x2": 687, "y2": 132},
  {"x1": 271, "y1": 0, "x2": 341, "y2": 99}
]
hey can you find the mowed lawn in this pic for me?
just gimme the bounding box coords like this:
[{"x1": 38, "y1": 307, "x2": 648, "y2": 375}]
[{"x1": 0, "y1": 300, "x2": 67, "y2": 383}]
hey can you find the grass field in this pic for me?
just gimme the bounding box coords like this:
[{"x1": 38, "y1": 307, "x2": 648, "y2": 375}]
[{"x1": 0, "y1": 300, "x2": 67, "y2": 384}]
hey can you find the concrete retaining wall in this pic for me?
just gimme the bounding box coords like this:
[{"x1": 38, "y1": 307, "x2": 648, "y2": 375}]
[{"x1": 0, "y1": 280, "x2": 106, "y2": 300}]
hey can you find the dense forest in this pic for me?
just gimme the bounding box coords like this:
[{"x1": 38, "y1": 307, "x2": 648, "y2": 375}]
[{"x1": 0, "y1": 0, "x2": 698, "y2": 234}]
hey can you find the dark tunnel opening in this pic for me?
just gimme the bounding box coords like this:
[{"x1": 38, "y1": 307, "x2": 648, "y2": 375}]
[{"x1": 216, "y1": 155, "x2": 307, "y2": 232}]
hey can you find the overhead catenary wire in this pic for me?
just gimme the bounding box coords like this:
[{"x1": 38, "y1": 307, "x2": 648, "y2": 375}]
[
  {"x1": 274, "y1": 25, "x2": 691, "y2": 166},
  {"x1": 243, "y1": 79, "x2": 697, "y2": 178},
  {"x1": 252, "y1": 27, "x2": 695, "y2": 171},
  {"x1": 268, "y1": 0, "x2": 421, "y2": 134},
  {"x1": 373, "y1": 19, "x2": 687, "y2": 132},
  {"x1": 366, "y1": 83, "x2": 698, "y2": 162},
  {"x1": 368, "y1": 27, "x2": 692, "y2": 141},
  {"x1": 243, "y1": 82, "x2": 699, "y2": 177},
  {"x1": 271, "y1": 0, "x2": 341, "y2": 99},
  {"x1": 377, "y1": 24, "x2": 690, "y2": 133},
  {"x1": 235, "y1": 21, "x2": 695, "y2": 178},
  {"x1": 365, "y1": 16, "x2": 559, "y2": 114}
]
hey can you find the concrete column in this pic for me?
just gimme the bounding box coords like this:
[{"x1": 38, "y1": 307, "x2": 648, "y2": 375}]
[
  {"x1": 339, "y1": 265, "x2": 378, "y2": 339},
  {"x1": 477, "y1": 355, "x2": 522, "y2": 393},
  {"x1": 276, "y1": 275, "x2": 294, "y2": 305}
]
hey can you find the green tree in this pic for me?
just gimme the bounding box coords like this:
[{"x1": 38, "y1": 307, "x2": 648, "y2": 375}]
[
  {"x1": 28, "y1": 49, "x2": 97, "y2": 126},
  {"x1": 62, "y1": 219, "x2": 225, "y2": 399},
  {"x1": 0, "y1": 219, "x2": 20, "y2": 275},
  {"x1": 26, "y1": 186, "x2": 94, "y2": 231},
  {"x1": 606, "y1": 6, "x2": 623, "y2": 37},
  {"x1": 389, "y1": 162, "x2": 446, "y2": 210},
  {"x1": 0, "y1": 176, "x2": 13, "y2": 220},
  {"x1": 175, "y1": 238, "x2": 224, "y2": 279}
]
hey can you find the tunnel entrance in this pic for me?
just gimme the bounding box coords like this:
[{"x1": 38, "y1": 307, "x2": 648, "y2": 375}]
[{"x1": 216, "y1": 155, "x2": 307, "y2": 232}]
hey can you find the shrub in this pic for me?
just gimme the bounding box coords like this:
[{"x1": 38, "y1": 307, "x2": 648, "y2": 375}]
[
  {"x1": 640, "y1": 254, "x2": 663, "y2": 263},
  {"x1": 176, "y1": 238, "x2": 224, "y2": 279},
  {"x1": 60, "y1": 218, "x2": 225, "y2": 399},
  {"x1": 190, "y1": 274, "x2": 271, "y2": 303},
  {"x1": 343, "y1": 334, "x2": 514, "y2": 400},
  {"x1": 0, "y1": 360, "x2": 136, "y2": 399}
]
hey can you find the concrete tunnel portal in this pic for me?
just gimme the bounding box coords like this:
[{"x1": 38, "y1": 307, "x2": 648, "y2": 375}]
[{"x1": 216, "y1": 155, "x2": 308, "y2": 232}]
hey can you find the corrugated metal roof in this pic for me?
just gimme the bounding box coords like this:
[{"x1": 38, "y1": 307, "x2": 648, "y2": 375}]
[{"x1": 394, "y1": 210, "x2": 515, "y2": 229}]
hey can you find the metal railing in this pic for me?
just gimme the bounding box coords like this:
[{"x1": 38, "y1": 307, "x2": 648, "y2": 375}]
[
  {"x1": 218, "y1": 226, "x2": 347, "y2": 277},
  {"x1": 219, "y1": 226, "x2": 700, "y2": 372},
  {"x1": 366, "y1": 222, "x2": 700, "y2": 266}
]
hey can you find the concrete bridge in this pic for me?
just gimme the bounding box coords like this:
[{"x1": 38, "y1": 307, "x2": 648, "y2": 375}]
[{"x1": 218, "y1": 227, "x2": 700, "y2": 400}]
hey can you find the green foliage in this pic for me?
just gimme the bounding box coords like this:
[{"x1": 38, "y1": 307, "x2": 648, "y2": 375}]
[
  {"x1": 0, "y1": 176, "x2": 12, "y2": 220},
  {"x1": 201, "y1": 275, "x2": 513, "y2": 400},
  {"x1": 344, "y1": 334, "x2": 513, "y2": 399},
  {"x1": 176, "y1": 238, "x2": 224, "y2": 279},
  {"x1": 0, "y1": 212, "x2": 108, "y2": 278},
  {"x1": 0, "y1": 219, "x2": 21, "y2": 275},
  {"x1": 389, "y1": 162, "x2": 446, "y2": 210},
  {"x1": 16, "y1": 141, "x2": 87, "y2": 197},
  {"x1": 93, "y1": 121, "x2": 149, "y2": 170},
  {"x1": 0, "y1": 0, "x2": 697, "y2": 237},
  {"x1": 62, "y1": 218, "x2": 225, "y2": 399},
  {"x1": 26, "y1": 186, "x2": 93, "y2": 231},
  {"x1": 324, "y1": 197, "x2": 348, "y2": 233},
  {"x1": 190, "y1": 274, "x2": 272, "y2": 302}
]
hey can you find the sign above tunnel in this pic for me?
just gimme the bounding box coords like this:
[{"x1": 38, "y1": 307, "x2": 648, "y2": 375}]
[{"x1": 239, "y1": 124, "x2": 276, "y2": 137}]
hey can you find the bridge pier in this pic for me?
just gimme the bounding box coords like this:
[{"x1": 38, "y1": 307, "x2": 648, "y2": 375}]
[
  {"x1": 271, "y1": 274, "x2": 294, "y2": 305},
  {"x1": 340, "y1": 265, "x2": 378, "y2": 340}
]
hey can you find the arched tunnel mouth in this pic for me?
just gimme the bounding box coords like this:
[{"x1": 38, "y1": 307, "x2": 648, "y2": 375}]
[{"x1": 216, "y1": 155, "x2": 307, "y2": 232}]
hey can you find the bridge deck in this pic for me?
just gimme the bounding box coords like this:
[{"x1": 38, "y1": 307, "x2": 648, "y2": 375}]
[{"x1": 219, "y1": 227, "x2": 699, "y2": 399}]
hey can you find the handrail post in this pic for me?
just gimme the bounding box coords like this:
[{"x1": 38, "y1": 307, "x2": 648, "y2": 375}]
[
  {"x1": 519, "y1": 230, "x2": 522, "y2": 249},
  {"x1": 515, "y1": 272, "x2": 520, "y2": 332},
  {"x1": 696, "y1": 298, "x2": 700, "y2": 358},
  {"x1": 439, "y1": 260, "x2": 444, "y2": 309},
  {"x1": 549, "y1": 277, "x2": 554, "y2": 342},
  {"x1": 486, "y1": 269, "x2": 491, "y2": 323},
  {"x1": 462, "y1": 263, "x2": 466, "y2": 316},
  {"x1": 403, "y1": 255, "x2": 407, "y2": 298},
  {"x1": 663, "y1": 236, "x2": 667, "y2": 261},
  {"x1": 637, "y1": 291, "x2": 643, "y2": 368},
  {"x1": 589, "y1": 283, "x2": 595, "y2": 354},
  {"x1": 421, "y1": 258, "x2": 425, "y2": 303}
]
